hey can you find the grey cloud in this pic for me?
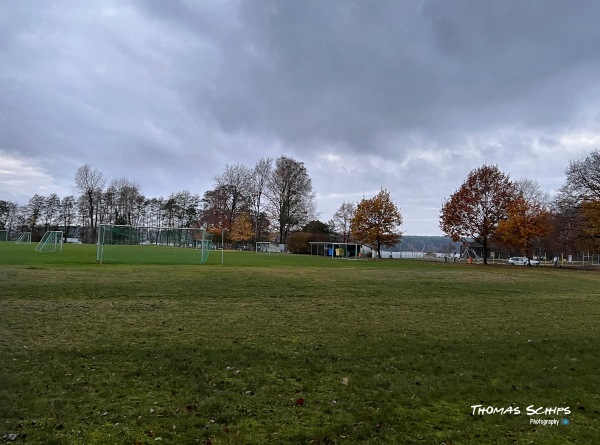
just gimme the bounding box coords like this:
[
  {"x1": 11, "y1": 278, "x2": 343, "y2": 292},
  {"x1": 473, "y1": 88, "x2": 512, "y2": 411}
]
[
  {"x1": 2, "y1": 0, "x2": 600, "y2": 234},
  {"x1": 181, "y1": 0, "x2": 600, "y2": 155}
]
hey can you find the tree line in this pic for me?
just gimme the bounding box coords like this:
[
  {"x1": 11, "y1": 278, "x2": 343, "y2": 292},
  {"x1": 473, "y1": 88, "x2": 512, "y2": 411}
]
[
  {"x1": 322, "y1": 149, "x2": 600, "y2": 260},
  {"x1": 0, "y1": 156, "x2": 316, "y2": 245},
  {"x1": 438, "y1": 150, "x2": 600, "y2": 263},
  {"x1": 1, "y1": 150, "x2": 599, "y2": 259}
]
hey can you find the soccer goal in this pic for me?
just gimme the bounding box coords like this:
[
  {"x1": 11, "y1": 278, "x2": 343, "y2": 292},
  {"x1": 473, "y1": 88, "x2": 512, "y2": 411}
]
[
  {"x1": 256, "y1": 242, "x2": 281, "y2": 254},
  {"x1": 96, "y1": 225, "x2": 214, "y2": 264},
  {"x1": 15, "y1": 232, "x2": 31, "y2": 244},
  {"x1": 36, "y1": 231, "x2": 63, "y2": 252}
]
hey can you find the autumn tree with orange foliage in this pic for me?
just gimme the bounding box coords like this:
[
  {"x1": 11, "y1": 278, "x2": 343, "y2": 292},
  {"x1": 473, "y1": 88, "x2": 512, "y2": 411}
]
[
  {"x1": 496, "y1": 195, "x2": 552, "y2": 258},
  {"x1": 350, "y1": 188, "x2": 402, "y2": 258},
  {"x1": 440, "y1": 165, "x2": 517, "y2": 264},
  {"x1": 229, "y1": 213, "x2": 254, "y2": 245}
]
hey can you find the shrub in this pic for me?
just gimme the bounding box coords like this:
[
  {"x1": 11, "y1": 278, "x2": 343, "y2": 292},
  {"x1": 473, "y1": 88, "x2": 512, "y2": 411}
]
[{"x1": 287, "y1": 232, "x2": 328, "y2": 254}]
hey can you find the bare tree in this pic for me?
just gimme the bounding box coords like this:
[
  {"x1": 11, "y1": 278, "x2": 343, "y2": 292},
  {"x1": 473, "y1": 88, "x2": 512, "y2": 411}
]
[
  {"x1": 106, "y1": 177, "x2": 143, "y2": 225},
  {"x1": 0, "y1": 200, "x2": 19, "y2": 239},
  {"x1": 553, "y1": 149, "x2": 600, "y2": 250},
  {"x1": 25, "y1": 194, "x2": 45, "y2": 235},
  {"x1": 515, "y1": 178, "x2": 551, "y2": 208},
  {"x1": 175, "y1": 190, "x2": 201, "y2": 228},
  {"x1": 267, "y1": 156, "x2": 316, "y2": 245},
  {"x1": 201, "y1": 186, "x2": 230, "y2": 230},
  {"x1": 332, "y1": 201, "x2": 355, "y2": 242},
  {"x1": 248, "y1": 157, "x2": 272, "y2": 241},
  {"x1": 74, "y1": 164, "x2": 106, "y2": 243},
  {"x1": 212, "y1": 163, "x2": 252, "y2": 229},
  {"x1": 59, "y1": 195, "x2": 77, "y2": 241},
  {"x1": 15, "y1": 205, "x2": 29, "y2": 237},
  {"x1": 42, "y1": 193, "x2": 61, "y2": 232},
  {"x1": 563, "y1": 149, "x2": 600, "y2": 201},
  {"x1": 145, "y1": 197, "x2": 164, "y2": 227}
]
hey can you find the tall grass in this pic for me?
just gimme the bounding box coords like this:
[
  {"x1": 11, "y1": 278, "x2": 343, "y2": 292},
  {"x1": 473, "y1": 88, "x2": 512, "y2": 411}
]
[{"x1": 0, "y1": 243, "x2": 599, "y2": 444}]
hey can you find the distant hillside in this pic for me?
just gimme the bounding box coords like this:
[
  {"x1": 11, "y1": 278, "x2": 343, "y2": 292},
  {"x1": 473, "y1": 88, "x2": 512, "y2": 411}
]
[{"x1": 390, "y1": 236, "x2": 460, "y2": 253}]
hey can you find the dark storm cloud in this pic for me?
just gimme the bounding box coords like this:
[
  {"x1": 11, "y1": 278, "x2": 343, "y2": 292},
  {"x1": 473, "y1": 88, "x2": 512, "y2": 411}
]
[
  {"x1": 166, "y1": 0, "x2": 600, "y2": 154},
  {"x1": 195, "y1": 1, "x2": 438, "y2": 149}
]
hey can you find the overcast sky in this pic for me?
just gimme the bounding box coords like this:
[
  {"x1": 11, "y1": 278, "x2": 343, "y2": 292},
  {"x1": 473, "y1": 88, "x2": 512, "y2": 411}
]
[{"x1": 2, "y1": 1, "x2": 600, "y2": 235}]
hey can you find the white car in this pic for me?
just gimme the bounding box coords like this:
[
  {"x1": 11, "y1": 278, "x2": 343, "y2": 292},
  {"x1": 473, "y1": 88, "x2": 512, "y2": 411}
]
[{"x1": 507, "y1": 257, "x2": 540, "y2": 266}]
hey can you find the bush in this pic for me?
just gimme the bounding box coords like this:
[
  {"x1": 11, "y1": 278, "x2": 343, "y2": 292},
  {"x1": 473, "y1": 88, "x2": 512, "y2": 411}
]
[{"x1": 287, "y1": 232, "x2": 328, "y2": 254}]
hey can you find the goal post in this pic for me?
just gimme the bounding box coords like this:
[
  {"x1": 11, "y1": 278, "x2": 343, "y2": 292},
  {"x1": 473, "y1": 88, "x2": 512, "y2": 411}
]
[
  {"x1": 96, "y1": 225, "x2": 214, "y2": 264},
  {"x1": 36, "y1": 231, "x2": 64, "y2": 253}
]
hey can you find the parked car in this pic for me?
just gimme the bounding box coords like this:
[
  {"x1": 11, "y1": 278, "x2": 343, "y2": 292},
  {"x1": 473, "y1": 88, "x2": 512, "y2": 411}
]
[{"x1": 507, "y1": 256, "x2": 540, "y2": 266}]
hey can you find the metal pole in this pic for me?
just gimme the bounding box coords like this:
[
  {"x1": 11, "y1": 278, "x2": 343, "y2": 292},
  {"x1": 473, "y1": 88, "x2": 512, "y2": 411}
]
[{"x1": 201, "y1": 229, "x2": 205, "y2": 264}]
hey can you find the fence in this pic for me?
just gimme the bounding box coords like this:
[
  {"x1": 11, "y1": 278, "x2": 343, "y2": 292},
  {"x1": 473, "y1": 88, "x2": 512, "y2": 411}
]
[
  {"x1": 544, "y1": 252, "x2": 600, "y2": 267},
  {"x1": 367, "y1": 250, "x2": 600, "y2": 268}
]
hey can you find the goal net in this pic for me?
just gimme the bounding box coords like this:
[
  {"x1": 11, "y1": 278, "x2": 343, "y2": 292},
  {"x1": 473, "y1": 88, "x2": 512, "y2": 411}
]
[
  {"x1": 96, "y1": 225, "x2": 214, "y2": 265},
  {"x1": 256, "y1": 242, "x2": 281, "y2": 253},
  {"x1": 15, "y1": 232, "x2": 31, "y2": 244},
  {"x1": 36, "y1": 231, "x2": 63, "y2": 252}
]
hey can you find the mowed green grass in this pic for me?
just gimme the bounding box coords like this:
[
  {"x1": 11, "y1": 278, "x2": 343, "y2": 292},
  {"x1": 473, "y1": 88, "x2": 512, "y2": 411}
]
[{"x1": 0, "y1": 242, "x2": 599, "y2": 444}]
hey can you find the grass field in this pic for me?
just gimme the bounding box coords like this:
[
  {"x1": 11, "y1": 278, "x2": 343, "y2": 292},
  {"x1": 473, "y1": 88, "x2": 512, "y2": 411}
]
[{"x1": 1, "y1": 242, "x2": 599, "y2": 444}]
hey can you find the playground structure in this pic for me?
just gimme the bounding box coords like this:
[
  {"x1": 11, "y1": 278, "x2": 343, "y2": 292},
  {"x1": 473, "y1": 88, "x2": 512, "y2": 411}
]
[{"x1": 459, "y1": 247, "x2": 482, "y2": 264}]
